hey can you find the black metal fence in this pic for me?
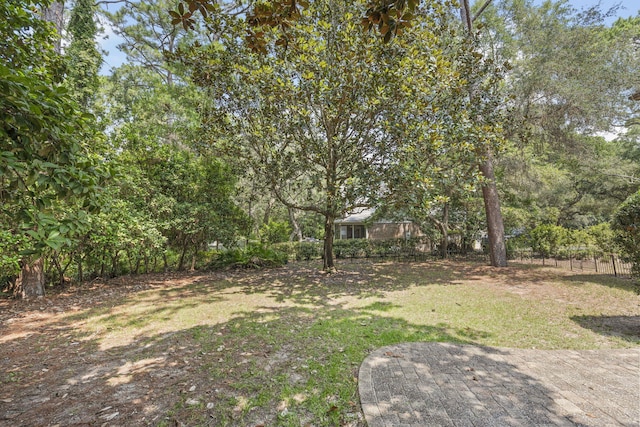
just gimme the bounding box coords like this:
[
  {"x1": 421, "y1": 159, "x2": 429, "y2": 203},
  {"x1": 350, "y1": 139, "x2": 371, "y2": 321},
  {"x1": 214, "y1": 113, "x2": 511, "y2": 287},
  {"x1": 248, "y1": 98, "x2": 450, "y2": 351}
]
[{"x1": 509, "y1": 250, "x2": 633, "y2": 278}]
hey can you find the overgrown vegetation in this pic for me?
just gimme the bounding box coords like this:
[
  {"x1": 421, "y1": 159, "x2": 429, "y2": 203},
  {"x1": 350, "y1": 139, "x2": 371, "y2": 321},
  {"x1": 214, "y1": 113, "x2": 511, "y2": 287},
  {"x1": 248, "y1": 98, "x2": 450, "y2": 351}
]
[
  {"x1": 208, "y1": 245, "x2": 289, "y2": 270},
  {"x1": 612, "y1": 190, "x2": 640, "y2": 278},
  {"x1": 1, "y1": 0, "x2": 638, "y2": 297}
]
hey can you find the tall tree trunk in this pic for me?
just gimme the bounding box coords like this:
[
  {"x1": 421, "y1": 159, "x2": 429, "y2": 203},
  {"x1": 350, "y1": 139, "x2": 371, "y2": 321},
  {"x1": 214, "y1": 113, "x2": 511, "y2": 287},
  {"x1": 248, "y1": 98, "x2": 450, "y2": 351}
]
[
  {"x1": 15, "y1": 258, "x2": 45, "y2": 298},
  {"x1": 460, "y1": 0, "x2": 507, "y2": 267},
  {"x1": 178, "y1": 236, "x2": 189, "y2": 270},
  {"x1": 323, "y1": 214, "x2": 336, "y2": 271},
  {"x1": 77, "y1": 257, "x2": 83, "y2": 283},
  {"x1": 479, "y1": 155, "x2": 507, "y2": 266},
  {"x1": 441, "y1": 202, "x2": 450, "y2": 258},
  {"x1": 289, "y1": 207, "x2": 303, "y2": 242},
  {"x1": 41, "y1": 2, "x2": 65, "y2": 54}
]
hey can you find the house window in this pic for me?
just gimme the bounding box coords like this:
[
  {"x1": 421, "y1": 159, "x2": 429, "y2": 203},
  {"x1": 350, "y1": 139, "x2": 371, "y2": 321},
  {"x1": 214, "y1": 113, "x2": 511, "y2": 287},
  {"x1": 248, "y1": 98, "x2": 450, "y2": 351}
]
[{"x1": 335, "y1": 224, "x2": 366, "y2": 239}]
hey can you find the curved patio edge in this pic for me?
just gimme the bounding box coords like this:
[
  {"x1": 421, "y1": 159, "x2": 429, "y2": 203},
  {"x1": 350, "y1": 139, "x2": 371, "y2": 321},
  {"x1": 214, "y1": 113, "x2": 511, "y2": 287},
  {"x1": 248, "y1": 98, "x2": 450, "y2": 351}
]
[{"x1": 358, "y1": 342, "x2": 640, "y2": 427}]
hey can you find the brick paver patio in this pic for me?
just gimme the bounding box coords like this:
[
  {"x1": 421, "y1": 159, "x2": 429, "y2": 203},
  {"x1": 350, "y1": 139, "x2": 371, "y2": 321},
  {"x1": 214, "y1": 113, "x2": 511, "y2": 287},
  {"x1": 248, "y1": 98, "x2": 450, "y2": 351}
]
[{"x1": 359, "y1": 342, "x2": 640, "y2": 427}]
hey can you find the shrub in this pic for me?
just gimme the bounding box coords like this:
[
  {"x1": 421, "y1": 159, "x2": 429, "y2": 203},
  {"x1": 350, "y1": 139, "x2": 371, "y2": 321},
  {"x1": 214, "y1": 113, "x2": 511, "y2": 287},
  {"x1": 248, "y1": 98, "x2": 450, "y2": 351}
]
[
  {"x1": 272, "y1": 242, "x2": 298, "y2": 260},
  {"x1": 370, "y1": 239, "x2": 394, "y2": 257},
  {"x1": 612, "y1": 190, "x2": 640, "y2": 278},
  {"x1": 295, "y1": 242, "x2": 320, "y2": 261},
  {"x1": 333, "y1": 239, "x2": 372, "y2": 258},
  {"x1": 586, "y1": 223, "x2": 615, "y2": 253},
  {"x1": 528, "y1": 224, "x2": 567, "y2": 257},
  {"x1": 259, "y1": 220, "x2": 292, "y2": 244},
  {"x1": 209, "y1": 245, "x2": 288, "y2": 270}
]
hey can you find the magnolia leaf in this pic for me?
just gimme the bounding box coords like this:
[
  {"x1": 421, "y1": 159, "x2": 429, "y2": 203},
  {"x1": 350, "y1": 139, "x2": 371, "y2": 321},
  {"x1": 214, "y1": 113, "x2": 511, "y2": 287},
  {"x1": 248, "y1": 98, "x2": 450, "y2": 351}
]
[{"x1": 383, "y1": 29, "x2": 393, "y2": 43}]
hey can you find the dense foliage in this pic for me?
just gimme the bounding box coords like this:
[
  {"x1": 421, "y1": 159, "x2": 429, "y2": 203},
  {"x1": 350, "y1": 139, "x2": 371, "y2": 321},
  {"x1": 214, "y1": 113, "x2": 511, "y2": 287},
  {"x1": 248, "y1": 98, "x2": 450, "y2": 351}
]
[
  {"x1": 612, "y1": 190, "x2": 640, "y2": 278},
  {"x1": 1, "y1": 0, "x2": 639, "y2": 296},
  {"x1": 1, "y1": 0, "x2": 107, "y2": 297}
]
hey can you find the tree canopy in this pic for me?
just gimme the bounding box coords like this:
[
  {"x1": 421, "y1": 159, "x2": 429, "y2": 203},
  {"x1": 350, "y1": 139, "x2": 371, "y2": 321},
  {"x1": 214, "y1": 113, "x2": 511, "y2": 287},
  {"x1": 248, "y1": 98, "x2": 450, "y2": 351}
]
[{"x1": 1, "y1": 0, "x2": 639, "y2": 295}]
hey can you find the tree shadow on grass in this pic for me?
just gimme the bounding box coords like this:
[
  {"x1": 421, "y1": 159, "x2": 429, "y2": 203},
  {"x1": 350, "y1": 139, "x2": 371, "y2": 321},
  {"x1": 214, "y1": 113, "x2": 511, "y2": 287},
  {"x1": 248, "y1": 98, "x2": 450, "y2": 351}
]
[
  {"x1": 1, "y1": 263, "x2": 637, "y2": 426},
  {"x1": 0, "y1": 297, "x2": 478, "y2": 427},
  {"x1": 563, "y1": 274, "x2": 640, "y2": 293},
  {"x1": 177, "y1": 259, "x2": 544, "y2": 307},
  {"x1": 571, "y1": 314, "x2": 640, "y2": 344}
]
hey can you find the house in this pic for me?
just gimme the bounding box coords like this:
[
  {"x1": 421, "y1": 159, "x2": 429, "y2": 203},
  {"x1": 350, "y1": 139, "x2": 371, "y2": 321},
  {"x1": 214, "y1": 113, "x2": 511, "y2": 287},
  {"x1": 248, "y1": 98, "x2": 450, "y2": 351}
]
[{"x1": 334, "y1": 209, "x2": 425, "y2": 241}]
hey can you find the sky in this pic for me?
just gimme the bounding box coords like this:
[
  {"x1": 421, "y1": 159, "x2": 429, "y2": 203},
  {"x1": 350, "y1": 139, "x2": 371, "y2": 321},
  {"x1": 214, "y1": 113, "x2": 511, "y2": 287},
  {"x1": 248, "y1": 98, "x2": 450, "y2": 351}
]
[{"x1": 97, "y1": 0, "x2": 639, "y2": 75}]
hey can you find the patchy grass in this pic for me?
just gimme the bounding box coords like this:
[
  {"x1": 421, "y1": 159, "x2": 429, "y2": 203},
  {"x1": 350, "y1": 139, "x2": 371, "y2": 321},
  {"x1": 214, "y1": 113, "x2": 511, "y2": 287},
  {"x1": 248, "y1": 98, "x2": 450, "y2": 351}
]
[{"x1": 0, "y1": 260, "x2": 638, "y2": 426}]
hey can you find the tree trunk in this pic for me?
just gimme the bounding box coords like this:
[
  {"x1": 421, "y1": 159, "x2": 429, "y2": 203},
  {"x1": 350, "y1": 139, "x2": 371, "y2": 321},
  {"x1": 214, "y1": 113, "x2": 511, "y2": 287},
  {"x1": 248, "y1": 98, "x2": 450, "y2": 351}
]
[
  {"x1": 111, "y1": 251, "x2": 119, "y2": 277},
  {"x1": 289, "y1": 207, "x2": 303, "y2": 242},
  {"x1": 41, "y1": 2, "x2": 65, "y2": 54},
  {"x1": 460, "y1": 0, "x2": 507, "y2": 267},
  {"x1": 322, "y1": 214, "x2": 336, "y2": 271},
  {"x1": 479, "y1": 155, "x2": 507, "y2": 267},
  {"x1": 190, "y1": 248, "x2": 197, "y2": 271},
  {"x1": 178, "y1": 236, "x2": 189, "y2": 270},
  {"x1": 430, "y1": 214, "x2": 449, "y2": 259},
  {"x1": 440, "y1": 203, "x2": 450, "y2": 259},
  {"x1": 77, "y1": 257, "x2": 83, "y2": 283},
  {"x1": 15, "y1": 257, "x2": 45, "y2": 299}
]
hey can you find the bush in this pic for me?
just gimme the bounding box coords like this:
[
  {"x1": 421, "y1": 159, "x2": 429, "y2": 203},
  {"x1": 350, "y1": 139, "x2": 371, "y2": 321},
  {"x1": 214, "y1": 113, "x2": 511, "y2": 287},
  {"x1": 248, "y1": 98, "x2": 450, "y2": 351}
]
[
  {"x1": 370, "y1": 239, "x2": 394, "y2": 257},
  {"x1": 296, "y1": 242, "x2": 320, "y2": 261},
  {"x1": 612, "y1": 190, "x2": 640, "y2": 278},
  {"x1": 586, "y1": 223, "x2": 615, "y2": 253},
  {"x1": 333, "y1": 239, "x2": 371, "y2": 258},
  {"x1": 505, "y1": 235, "x2": 528, "y2": 258},
  {"x1": 209, "y1": 245, "x2": 288, "y2": 270},
  {"x1": 528, "y1": 224, "x2": 567, "y2": 257},
  {"x1": 272, "y1": 242, "x2": 298, "y2": 260},
  {"x1": 259, "y1": 220, "x2": 292, "y2": 244}
]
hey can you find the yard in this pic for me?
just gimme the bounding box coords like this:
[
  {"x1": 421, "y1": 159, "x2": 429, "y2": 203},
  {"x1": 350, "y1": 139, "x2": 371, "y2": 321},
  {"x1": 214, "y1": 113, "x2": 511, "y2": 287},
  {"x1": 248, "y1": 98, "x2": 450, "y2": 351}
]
[{"x1": 1, "y1": 260, "x2": 638, "y2": 426}]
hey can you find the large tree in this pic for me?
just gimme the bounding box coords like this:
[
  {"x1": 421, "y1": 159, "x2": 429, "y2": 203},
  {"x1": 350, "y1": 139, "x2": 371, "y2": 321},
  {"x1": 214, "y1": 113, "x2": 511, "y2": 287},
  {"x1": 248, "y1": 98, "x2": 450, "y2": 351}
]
[
  {"x1": 95, "y1": 0, "x2": 253, "y2": 272},
  {"x1": 186, "y1": 0, "x2": 410, "y2": 270},
  {"x1": 478, "y1": 1, "x2": 640, "y2": 229},
  {"x1": 172, "y1": 0, "x2": 511, "y2": 267},
  {"x1": 1, "y1": 0, "x2": 106, "y2": 297}
]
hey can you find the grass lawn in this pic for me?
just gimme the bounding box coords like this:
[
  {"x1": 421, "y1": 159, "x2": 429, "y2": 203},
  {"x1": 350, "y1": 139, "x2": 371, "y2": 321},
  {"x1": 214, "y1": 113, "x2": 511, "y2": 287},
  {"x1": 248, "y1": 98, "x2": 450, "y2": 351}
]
[{"x1": 1, "y1": 259, "x2": 638, "y2": 426}]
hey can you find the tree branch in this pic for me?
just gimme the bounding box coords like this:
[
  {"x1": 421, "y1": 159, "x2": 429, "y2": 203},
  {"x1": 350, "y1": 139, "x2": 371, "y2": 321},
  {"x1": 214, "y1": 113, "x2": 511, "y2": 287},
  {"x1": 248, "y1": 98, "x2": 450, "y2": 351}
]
[{"x1": 472, "y1": 0, "x2": 494, "y2": 23}]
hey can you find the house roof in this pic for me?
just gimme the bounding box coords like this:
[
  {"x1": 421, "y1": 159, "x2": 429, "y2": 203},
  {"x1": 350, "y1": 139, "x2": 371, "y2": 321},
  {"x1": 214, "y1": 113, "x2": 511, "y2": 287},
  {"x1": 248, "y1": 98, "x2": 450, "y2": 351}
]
[
  {"x1": 335, "y1": 208, "x2": 375, "y2": 223},
  {"x1": 335, "y1": 208, "x2": 413, "y2": 224}
]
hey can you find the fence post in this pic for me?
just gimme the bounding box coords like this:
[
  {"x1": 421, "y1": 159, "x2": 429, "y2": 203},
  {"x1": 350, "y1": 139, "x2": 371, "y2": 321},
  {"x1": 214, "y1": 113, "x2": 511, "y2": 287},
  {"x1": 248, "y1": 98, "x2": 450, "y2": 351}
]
[
  {"x1": 611, "y1": 254, "x2": 618, "y2": 277},
  {"x1": 569, "y1": 253, "x2": 573, "y2": 271},
  {"x1": 594, "y1": 254, "x2": 598, "y2": 273}
]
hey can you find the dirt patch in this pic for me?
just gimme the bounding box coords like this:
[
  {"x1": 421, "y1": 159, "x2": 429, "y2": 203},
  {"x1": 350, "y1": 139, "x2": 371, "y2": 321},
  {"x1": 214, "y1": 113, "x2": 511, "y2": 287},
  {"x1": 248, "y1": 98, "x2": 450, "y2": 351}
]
[
  {"x1": 1, "y1": 274, "x2": 206, "y2": 426},
  {"x1": 0, "y1": 266, "x2": 365, "y2": 426}
]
